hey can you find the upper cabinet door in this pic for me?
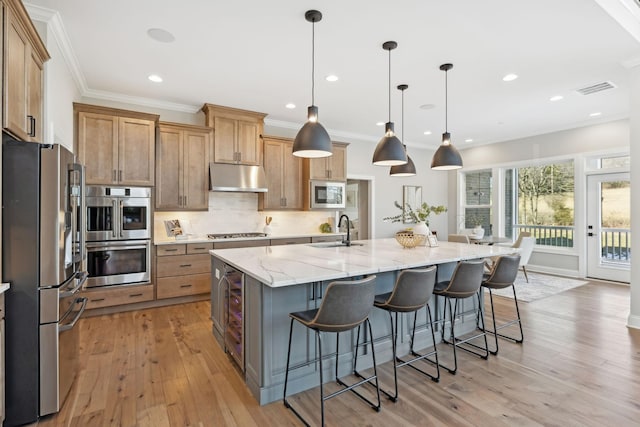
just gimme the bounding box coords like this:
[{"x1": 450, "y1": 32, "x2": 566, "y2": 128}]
[
  {"x1": 4, "y1": 8, "x2": 28, "y2": 141},
  {"x1": 118, "y1": 117, "x2": 156, "y2": 186},
  {"x1": 329, "y1": 144, "x2": 347, "y2": 181},
  {"x1": 213, "y1": 116, "x2": 237, "y2": 164},
  {"x1": 77, "y1": 112, "x2": 119, "y2": 185},
  {"x1": 183, "y1": 130, "x2": 210, "y2": 210},
  {"x1": 236, "y1": 120, "x2": 260, "y2": 166},
  {"x1": 282, "y1": 139, "x2": 303, "y2": 209},
  {"x1": 3, "y1": 3, "x2": 48, "y2": 143},
  {"x1": 156, "y1": 127, "x2": 182, "y2": 209}
]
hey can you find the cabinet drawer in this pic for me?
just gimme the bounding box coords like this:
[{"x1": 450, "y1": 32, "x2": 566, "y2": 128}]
[
  {"x1": 157, "y1": 273, "x2": 210, "y2": 299},
  {"x1": 156, "y1": 244, "x2": 186, "y2": 256},
  {"x1": 156, "y1": 254, "x2": 210, "y2": 277},
  {"x1": 187, "y1": 243, "x2": 213, "y2": 254},
  {"x1": 81, "y1": 284, "x2": 154, "y2": 310},
  {"x1": 311, "y1": 235, "x2": 344, "y2": 243},
  {"x1": 270, "y1": 237, "x2": 311, "y2": 246}
]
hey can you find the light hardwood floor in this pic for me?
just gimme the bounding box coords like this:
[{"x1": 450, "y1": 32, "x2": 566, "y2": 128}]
[{"x1": 33, "y1": 279, "x2": 640, "y2": 426}]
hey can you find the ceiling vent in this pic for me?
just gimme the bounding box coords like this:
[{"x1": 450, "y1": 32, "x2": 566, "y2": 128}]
[{"x1": 575, "y1": 81, "x2": 616, "y2": 96}]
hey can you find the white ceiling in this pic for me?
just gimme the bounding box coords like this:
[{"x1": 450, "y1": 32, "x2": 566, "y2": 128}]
[{"x1": 27, "y1": 0, "x2": 640, "y2": 151}]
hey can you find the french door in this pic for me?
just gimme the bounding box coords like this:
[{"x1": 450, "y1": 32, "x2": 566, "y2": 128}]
[{"x1": 586, "y1": 173, "x2": 630, "y2": 282}]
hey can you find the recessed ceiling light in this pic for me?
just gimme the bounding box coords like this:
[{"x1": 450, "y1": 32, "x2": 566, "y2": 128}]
[
  {"x1": 285, "y1": 103, "x2": 296, "y2": 109},
  {"x1": 147, "y1": 28, "x2": 175, "y2": 43},
  {"x1": 423, "y1": 131, "x2": 432, "y2": 135},
  {"x1": 550, "y1": 95, "x2": 564, "y2": 102},
  {"x1": 419, "y1": 104, "x2": 435, "y2": 110},
  {"x1": 325, "y1": 75, "x2": 339, "y2": 82},
  {"x1": 465, "y1": 138, "x2": 473, "y2": 143},
  {"x1": 502, "y1": 73, "x2": 518, "y2": 82},
  {"x1": 148, "y1": 74, "x2": 163, "y2": 83},
  {"x1": 590, "y1": 112, "x2": 602, "y2": 117},
  {"x1": 376, "y1": 122, "x2": 385, "y2": 126}
]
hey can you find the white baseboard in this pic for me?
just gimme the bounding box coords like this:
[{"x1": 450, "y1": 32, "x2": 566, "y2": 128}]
[
  {"x1": 526, "y1": 264, "x2": 581, "y2": 279},
  {"x1": 627, "y1": 314, "x2": 640, "y2": 330}
]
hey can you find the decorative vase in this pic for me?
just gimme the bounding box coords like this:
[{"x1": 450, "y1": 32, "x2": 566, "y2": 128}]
[
  {"x1": 473, "y1": 225, "x2": 484, "y2": 239},
  {"x1": 413, "y1": 221, "x2": 430, "y2": 246}
]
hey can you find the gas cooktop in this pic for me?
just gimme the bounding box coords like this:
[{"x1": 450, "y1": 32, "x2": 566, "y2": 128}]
[{"x1": 207, "y1": 232, "x2": 268, "y2": 240}]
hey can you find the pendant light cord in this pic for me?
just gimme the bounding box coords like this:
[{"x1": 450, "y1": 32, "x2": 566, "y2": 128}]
[
  {"x1": 401, "y1": 88, "x2": 404, "y2": 143},
  {"x1": 445, "y1": 69, "x2": 448, "y2": 132},
  {"x1": 388, "y1": 48, "x2": 391, "y2": 123},
  {"x1": 311, "y1": 19, "x2": 315, "y2": 106}
]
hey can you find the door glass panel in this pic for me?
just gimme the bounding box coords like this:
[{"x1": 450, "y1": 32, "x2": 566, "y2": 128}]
[
  {"x1": 122, "y1": 206, "x2": 147, "y2": 231},
  {"x1": 599, "y1": 180, "x2": 631, "y2": 264},
  {"x1": 86, "y1": 206, "x2": 113, "y2": 232}
]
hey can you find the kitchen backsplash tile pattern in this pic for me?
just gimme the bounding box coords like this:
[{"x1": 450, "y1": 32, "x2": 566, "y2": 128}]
[{"x1": 154, "y1": 192, "x2": 335, "y2": 239}]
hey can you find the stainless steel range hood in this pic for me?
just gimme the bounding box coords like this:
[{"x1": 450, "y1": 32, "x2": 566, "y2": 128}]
[{"x1": 209, "y1": 163, "x2": 268, "y2": 192}]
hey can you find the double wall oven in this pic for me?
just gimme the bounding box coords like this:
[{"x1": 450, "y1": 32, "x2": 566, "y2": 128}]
[{"x1": 85, "y1": 186, "x2": 151, "y2": 288}]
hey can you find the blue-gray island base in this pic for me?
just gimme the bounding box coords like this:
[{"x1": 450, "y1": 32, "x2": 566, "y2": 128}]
[{"x1": 210, "y1": 238, "x2": 516, "y2": 404}]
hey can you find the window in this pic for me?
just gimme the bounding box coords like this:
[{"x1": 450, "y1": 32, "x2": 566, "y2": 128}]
[
  {"x1": 462, "y1": 170, "x2": 492, "y2": 235},
  {"x1": 600, "y1": 155, "x2": 629, "y2": 169},
  {"x1": 512, "y1": 161, "x2": 575, "y2": 247}
]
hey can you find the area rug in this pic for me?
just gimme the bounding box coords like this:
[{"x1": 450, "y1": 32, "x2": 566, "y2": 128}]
[{"x1": 488, "y1": 272, "x2": 588, "y2": 302}]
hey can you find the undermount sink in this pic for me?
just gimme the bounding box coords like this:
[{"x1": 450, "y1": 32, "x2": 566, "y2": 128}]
[{"x1": 309, "y1": 242, "x2": 364, "y2": 248}]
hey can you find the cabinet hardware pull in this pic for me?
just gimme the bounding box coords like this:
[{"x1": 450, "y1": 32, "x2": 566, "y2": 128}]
[
  {"x1": 129, "y1": 293, "x2": 143, "y2": 297},
  {"x1": 113, "y1": 170, "x2": 117, "y2": 181},
  {"x1": 179, "y1": 264, "x2": 192, "y2": 267},
  {"x1": 119, "y1": 170, "x2": 122, "y2": 181},
  {"x1": 194, "y1": 247, "x2": 205, "y2": 250},
  {"x1": 165, "y1": 248, "x2": 178, "y2": 252},
  {"x1": 27, "y1": 115, "x2": 36, "y2": 137},
  {"x1": 184, "y1": 196, "x2": 187, "y2": 206},
  {"x1": 91, "y1": 298, "x2": 105, "y2": 302},
  {"x1": 180, "y1": 284, "x2": 192, "y2": 288}
]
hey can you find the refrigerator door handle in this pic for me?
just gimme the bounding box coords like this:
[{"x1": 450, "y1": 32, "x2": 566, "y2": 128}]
[
  {"x1": 58, "y1": 297, "x2": 87, "y2": 333},
  {"x1": 112, "y1": 200, "x2": 118, "y2": 238},
  {"x1": 119, "y1": 200, "x2": 124, "y2": 237}
]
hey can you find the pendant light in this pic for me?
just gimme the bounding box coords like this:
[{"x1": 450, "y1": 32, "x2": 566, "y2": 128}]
[
  {"x1": 372, "y1": 41, "x2": 407, "y2": 166},
  {"x1": 390, "y1": 84, "x2": 417, "y2": 176},
  {"x1": 431, "y1": 63, "x2": 463, "y2": 170},
  {"x1": 293, "y1": 10, "x2": 332, "y2": 158}
]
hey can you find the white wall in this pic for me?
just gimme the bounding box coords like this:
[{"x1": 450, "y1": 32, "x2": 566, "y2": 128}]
[
  {"x1": 33, "y1": 19, "x2": 80, "y2": 151},
  {"x1": 628, "y1": 66, "x2": 640, "y2": 329},
  {"x1": 456, "y1": 119, "x2": 630, "y2": 277}
]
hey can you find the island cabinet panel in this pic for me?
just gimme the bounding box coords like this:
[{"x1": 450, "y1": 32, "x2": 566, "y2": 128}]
[
  {"x1": 259, "y1": 136, "x2": 303, "y2": 210},
  {"x1": 156, "y1": 122, "x2": 211, "y2": 210},
  {"x1": 74, "y1": 103, "x2": 159, "y2": 186},
  {"x1": 202, "y1": 103, "x2": 266, "y2": 166},
  {"x1": 3, "y1": 0, "x2": 49, "y2": 143}
]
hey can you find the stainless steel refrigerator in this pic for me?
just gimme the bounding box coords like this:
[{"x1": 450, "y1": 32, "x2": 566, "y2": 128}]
[{"x1": 2, "y1": 136, "x2": 87, "y2": 426}]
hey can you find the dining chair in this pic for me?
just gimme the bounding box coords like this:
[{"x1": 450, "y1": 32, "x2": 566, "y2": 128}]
[{"x1": 448, "y1": 234, "x2": 471, "y2": 244}]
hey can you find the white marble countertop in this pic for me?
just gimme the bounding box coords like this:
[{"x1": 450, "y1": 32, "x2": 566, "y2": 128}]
[
  {"x1": 210, "y1": 238, "x2": 517, "y2": 288},
  {"x1": 154, "y1": 232, "x2": 345, "y2": 245},
  {"x1": 0, "y1": 282, "x2": 10, "y2": 294}
]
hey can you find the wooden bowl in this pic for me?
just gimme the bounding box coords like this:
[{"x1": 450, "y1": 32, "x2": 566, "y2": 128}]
[{"x1": 395, "y1": 232, "x2": 426, "y2": 248}]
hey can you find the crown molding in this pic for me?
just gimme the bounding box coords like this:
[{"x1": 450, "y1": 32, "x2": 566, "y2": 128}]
[
  {"x1": 594, "y1": 0, "x2": 640, "y2": 44},
  {"x1": 25, "y1": 3, "x2": 88, "y2": 93},
  {"x1": 82, "y1": 89, "x2": 201, "y2": 114}
]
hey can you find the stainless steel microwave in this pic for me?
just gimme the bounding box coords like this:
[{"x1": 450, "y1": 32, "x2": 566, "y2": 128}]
[{"x1": 310, "y1": 180, "x2": 346, "y2": 209}]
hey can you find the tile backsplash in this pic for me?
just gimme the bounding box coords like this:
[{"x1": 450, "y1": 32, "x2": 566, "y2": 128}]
[{"x1": 154, "y1": 192, "x2": 336, "y2": 239}]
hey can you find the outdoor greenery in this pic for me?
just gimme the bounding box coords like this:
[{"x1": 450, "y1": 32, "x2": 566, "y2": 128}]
[{"x1": 517, "y1": 162, "x2": 574, "y2": 226}]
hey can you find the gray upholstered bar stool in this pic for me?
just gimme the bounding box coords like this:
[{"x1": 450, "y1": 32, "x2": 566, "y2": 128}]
[
  {"x1": 433, "y1": 260, "x2": 488, "y2": 374},
  {"x1": 283, "y1": 275, "x2": 381, "y2": 427},
  {"x1": 480, "y1": 254, "x2": 523, "y2": 355},
  {"x1": 369, "y1": 266, "x2": 440, "y2": 402}
]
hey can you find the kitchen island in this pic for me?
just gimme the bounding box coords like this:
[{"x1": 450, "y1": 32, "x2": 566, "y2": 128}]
[{"x1": 210, "y1": 238, "x2": 516, "y2": 404}]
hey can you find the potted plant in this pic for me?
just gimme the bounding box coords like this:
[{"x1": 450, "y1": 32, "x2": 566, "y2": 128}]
[
  {"x1": 384, "y1": 201, "x2": 447, "y2": 240},
  {"x1": 466, "y1": 214, "x2": 485, "y2": 238}
]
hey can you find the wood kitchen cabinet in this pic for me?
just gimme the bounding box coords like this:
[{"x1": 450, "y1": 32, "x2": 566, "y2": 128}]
[
  {"x1": 202, "y1": 103, "x2": 266, "y2": 166},
  {"x1": 258, "y1": 136, "x2": 303, "y2": 210},
  {"x1": 156, "y1": 122, "x2": 211, "y2": 210},
  {"x1": 3, "y1": 0, "x2": 50, "y2": 143},
  {"x1": 156, "y1": 243, "x2": 212, "y2": 299},
  {"x1": 74, "y1": 103, "x2": 158, "y2": 186},
  {"x1": 306, "y1": 142, "x2": 348, "y2": 181}
]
